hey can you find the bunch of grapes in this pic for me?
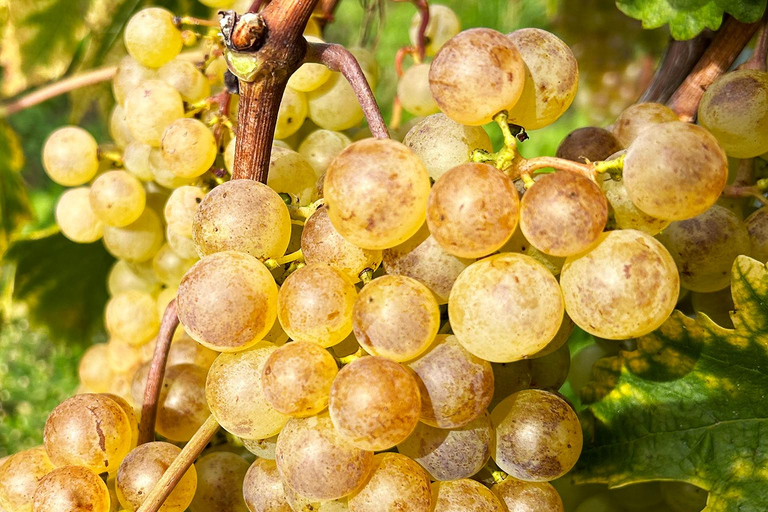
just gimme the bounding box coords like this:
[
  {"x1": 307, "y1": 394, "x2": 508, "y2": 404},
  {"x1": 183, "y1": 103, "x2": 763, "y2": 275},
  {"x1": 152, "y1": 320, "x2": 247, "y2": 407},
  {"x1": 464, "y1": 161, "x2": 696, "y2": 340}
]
[{"x1": 6, "y1": 0, "x2": 764, "y2": 510}]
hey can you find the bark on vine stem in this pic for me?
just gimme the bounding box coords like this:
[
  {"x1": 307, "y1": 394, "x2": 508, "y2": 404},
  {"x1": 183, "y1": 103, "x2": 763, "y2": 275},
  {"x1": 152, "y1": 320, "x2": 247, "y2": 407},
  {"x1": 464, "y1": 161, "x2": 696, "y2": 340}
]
[{"x1": 639, "y1": 32, "x2": 713, "y2": 104}]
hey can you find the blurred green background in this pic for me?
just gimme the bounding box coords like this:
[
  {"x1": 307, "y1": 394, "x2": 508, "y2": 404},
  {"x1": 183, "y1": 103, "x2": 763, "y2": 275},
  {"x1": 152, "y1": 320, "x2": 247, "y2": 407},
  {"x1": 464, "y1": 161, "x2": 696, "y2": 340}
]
[{"x1": 0, "y1": 0, "x2": 666, "y2": 456}]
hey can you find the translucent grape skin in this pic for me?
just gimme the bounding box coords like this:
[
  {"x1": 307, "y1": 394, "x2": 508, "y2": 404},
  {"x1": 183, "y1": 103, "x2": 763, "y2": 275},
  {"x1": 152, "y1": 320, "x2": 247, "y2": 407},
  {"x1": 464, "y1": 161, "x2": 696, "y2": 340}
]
[
  {"x1": 275, "y1": 86, "x2": 308, "y2": 139},
  {"x1": 242, "y1": 458, "x2": 292, "y2": 512},
  {"x1": 105, "y1": 290, "x2": 159, "y2": 346},
  {"x1": 267, "y1": 146, "x2": 319, "y2": 205},
  {"x1": 491, "y1": 390, "x2": 582, "y2": 482},
  {"x1": 491, "y1": 477, "x2": 564, "y2": 512},
  {"x1": 123, "y1": 8, "x2": 182, "y2": 68},
  {"x1": 657, "y1": 205, "x2": 750, "y2": 293},
  {"x1": 427, "y1": 163, "x2": 520, "y2": 258},
  {"x1": 529, "y1": 343, "x2": 571, "y2": 391},
  {"x1": 623, "y1": 122, "x2": 728, "y2": 221},
  {"x1": 288, "y1": 36, "x2": 332, "y2": 92},
  {"x1": 124, "y1": 80, "x2": 184, "y2": 146},
  {"x1": 158, "y1": 59, "x2": 211, "y2": 103},
  {"x1": 398, "y1": 63, "x2": 439, "y2": 116},
  {"x1": 403, "y1": 113, "x2": 494, "y2": 182},
  {"x1": 298, "y1": 129, "x2": 351, "y2": 175},
  {"x1": 429, "y1": 28, "x2": 525, "y2": 126},
  {"x1": 206, "y1": 342, "x2": 289, "y2": 440},
  {"x1": 161, "y1": 118, "x2": 218, "y2": 178},
  {"x1": 352, "y1": 275, "x2": 440, "y2": 362},
  {"x1": 112, "y1": 56, "x2": 156, "y2": 105},
  {"x1": 407, "y1": 335, "x2": 494, "y2": 428},
  {"x1": 324, "y1": 138, "x2": 431, "y2": 249},
  {"x1": 44, "y1": 394, "x2": 133, "y2": 475},
  {"x1": 612, "y1": 102, "x2": 679, "y2": 148},
  {"x1": 449, "y1": 253, "x2": 565, "y2": 362},
  {"x1": 162, "y1": 187, "x2": 203, "y2": 240},
  {"x1": 307, "y1": 72, "x2": 365, "y2": 131},
  {"x1": 521, "y1": 171, "x2": 607, "y2": 257},
  {"x1": 330, "y1": 356, "x2": 422, "y2": 450},
  {"x1": 262, "y1": 341, "x2": 338, "y2": 417},
  {"x1": 32, "y1": 466, "x2": 110, "y2": 512},
  {"x1": 601, "y1": 174, "x2": 670, "y2": 235},
  {"x1": 89, "y1": 171, "x2": 146, "y2": 227},
  {"x1": 177, "y1": 251, "x2": 278, "y2": 352},
  {"x1": 275, "y1": 412, "x2": 373, "y2": 501},
  {"x1": 501, "y1": 226, "x2": 565, "y2": 276},
  {"x1": 56, "y1": 187, "x2": 104, "y2": 243},
  {"x1": 79, "y1": 344, "x2": 113, "y2": 392},
  {"x1": 123, "y1": 142, "x2": 153, "y2": 181},
  {"x1": 152, "y1": 363, "x2": 210, "y2": 442},
  {"x1": 241, "y1": 435, "x2": 278, "y2": 460},
  {"x1": 506, "y1": 28, "x2": 579, "y2": 130},
  {"x1": 556, "y1": 127, "x2": 622, "y2": 163},
  {"x1": 560, "y1": 230, "x2": 679, "y2": 339},
  {"x1": 116, "y1": 442, "x2": 197, "y2": 512},
  {"x1": 42, "y1": 126, "x2": 99, "y2": 186},
  {"x1": 409, "y1": 4, "x2": 461, "y2": 56},
  {"x1": 348, "y1": 453, "x2": 432, "y2": 512},
  {"x1": 189, "y1": 452, "x2": 249, "y2": 512},
  {"x1": 397, "y1": 412, "x2": 492, "y2": 481},
  {"x1": 746, "y1": 206, "x2": 768, "y2": 263},
  {"x1": 103, "y1": 206, "x2": 165, "y2": 263},
  {"x1": 301, "y1": 206, "x2": 382, "y2": 282},
  {"x1": 431, "y1": 479, "x2": 506, "y2": 512},
  {"x1": 699, "y1": 69, "x2": 768, "y2": 158},
  {"x1": 193, "y1": 180, "x2": 291, "y2": 260},
  {"x1": 0, "y1": 447, "x2": 54, "y2": 512}
]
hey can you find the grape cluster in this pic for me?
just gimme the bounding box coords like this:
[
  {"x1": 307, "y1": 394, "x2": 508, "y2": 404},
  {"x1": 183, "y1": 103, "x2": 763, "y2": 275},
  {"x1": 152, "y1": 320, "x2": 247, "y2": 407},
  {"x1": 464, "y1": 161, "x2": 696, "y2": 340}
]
[{"x1": 4, "y1": 1, "x2": 749, "y2": 511}]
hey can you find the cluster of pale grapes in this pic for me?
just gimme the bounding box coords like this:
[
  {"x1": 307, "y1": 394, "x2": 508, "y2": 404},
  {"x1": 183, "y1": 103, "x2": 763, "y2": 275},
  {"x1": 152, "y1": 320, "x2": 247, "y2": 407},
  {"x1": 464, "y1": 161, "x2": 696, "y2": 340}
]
[{"x1": 5, "y1": 0, "x2": 751, "y2": 511}]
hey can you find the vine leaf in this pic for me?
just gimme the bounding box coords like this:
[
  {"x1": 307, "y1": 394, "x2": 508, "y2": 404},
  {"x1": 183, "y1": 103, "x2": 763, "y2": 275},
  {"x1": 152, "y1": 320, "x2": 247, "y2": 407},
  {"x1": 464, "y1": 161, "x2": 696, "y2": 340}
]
[
  {"x1": 574, "y1": 256, "x2": 768, "y2": 512},
  {"x1": 0, "y1": 121, "x2": 33, "y2": 257},
  {"x1": 616, "y1": 0, "x2": 766, "y2": 40}
]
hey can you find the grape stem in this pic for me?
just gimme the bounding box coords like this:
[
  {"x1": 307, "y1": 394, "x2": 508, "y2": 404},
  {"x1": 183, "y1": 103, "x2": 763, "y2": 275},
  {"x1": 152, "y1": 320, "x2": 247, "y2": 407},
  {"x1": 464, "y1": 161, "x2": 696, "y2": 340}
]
[
  {"x1": 316, "y1": 0, "x2": 342, "y2": 29},
  {"x1": 136, "y1": 415, "x2": 219, "y2": 512},
  {"x1": 639, "y1": 33, "x2": 714, "y2": 104},
  {"x1": 97, "y1": 148, "x2": 123, "y2": 167},
  {"x1": 264, "y1": 248, "x2": 304, "y2": 269},
  {"x1": 304, "y1": 42, "x2": 390, "y2": 139},
  {"x1": 175, "y1": 16, "x2": 219, "y2": 28},
  {"x1": 248, "y1": 0, "x2": 271, "y2": 12},
  {"x1": 512, "y1": 157, "x2": 597, "y2": 182},
  {"x1": 394, "y1": 0, "x2": 430, "y2": 60},
  {"x1": 138, "y1": 299, "x2": 180, "y2": 445},
  {"x1": 740, "y1": 16, "x2": 768, "y2": 71},
  {"x1": 668, "y1": 16, "x2": 760, "y2": 122}
]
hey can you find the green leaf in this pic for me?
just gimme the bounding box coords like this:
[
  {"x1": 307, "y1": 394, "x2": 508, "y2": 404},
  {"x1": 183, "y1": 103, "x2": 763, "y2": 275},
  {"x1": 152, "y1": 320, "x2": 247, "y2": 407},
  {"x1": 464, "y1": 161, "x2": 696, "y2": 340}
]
[
  {"x1": 0, "y1": 121, "x2": 33, "y2": 256},
  {"x1": 616, "y1": 0, "x2": 766, "y2": 40},
  {"x1": 574, "y1": 256, "x2": 768, "y2": 511}
]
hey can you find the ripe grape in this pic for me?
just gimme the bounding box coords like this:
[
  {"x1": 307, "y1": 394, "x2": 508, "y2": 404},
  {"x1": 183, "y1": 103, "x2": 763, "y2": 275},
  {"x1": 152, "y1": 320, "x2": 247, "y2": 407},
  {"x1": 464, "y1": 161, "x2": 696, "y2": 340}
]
[
  {"x1": 288, "y1": 36, "x2": 332, "y2": 92},
  {"x1": 506, "y1": 28, "x2": 578, "y2": 130},
  {"x1": 407, "y1": 335, "x2": 494, "y2": 428},
  {"x1": 277, "y1": 264, "x2": 356, "y2": 346},
  {"x1": 262, "y1": 341, "x2": 338, "y2": 417},
  {"x1": 403, "y1": 113, "x2": 493, "y2": 181},
  {"x1": 89, "y1": 170, "x2": 146, "y2": 227},
  {"x1": 148, "y1": 148, "x2": 196, "y2": 189},
  {"x1": 116, "y1": 442, "x2": 197, "y2": 512},
  {"x1": 33, "y1": 466, "x2": 110, "y2": 512},
  {"x1": 124, "y1": 80, "x2": 184, "y2": 146},
  {"x1": 329, "y1": 356, "x2": 421, "y2": 450},
  {"x1": 501, "y1": 226, "x2": 566, "y2": 276},
  {"x1": 164, "y1": 186, "x2": 205, "y2": 239},
  {"x1": 242, "y1": 458, "x2": 291, "y2": 512},
  {"x1": 449, "y1": 253, "x2": 565, "y2": 362},
  {"x1": 275, "y1": 86, "x2": 308, "y2": 139},
  {"x1": 398, "y1": 63, "x2": 439, "y2": 116},
  {"x1": 348, "y1": 453, "x2": 432, "y2": 512},
  {"x1": 78, "y1": 343, "x2": 113, "y2": 392},
  {"x1": 110, "y1": 105, "x2": 134, "y2": 148},
  {"x1": 612, "y1": 102, "x2": 678, "y2": 148},
  {"x1": 153, "y1": 244, "x2": 196, "y2": 287},
  {"x1": 150, "y1": 363, "x2": 210, "y2": 442},
  {"x1": 491, "y1": 389, "x2": 582, "y2": 482},
  {"x1": 161, "y1": 118, "x2": 217, "y2": 178},
  {"x1": 107, "y1": 260, "x2": 159, "y2": 296},
  {"x1": 659, "y1": 482, "x2": 708, "y2": 512},
  {"x1": 556, "y1": 127, "x2": 622, "y2": 163},
  {"x1": 699, "y1": 69, "x2": 768, "y2": 158},
  {"x1": 427, "y1": 163, "x2": 519, "y2": 258},
  {"x1": 158, "y1": 59, "x2": 211, "y2": 103},
  {"x1": 123, "y1": 142, "x2": 153, "y2": 181},
  {"x1": 352, "y1": 275, "x2": 439, "y2": 361},
  {"x1": 0, "y1": 447, "x2": 54, "y2": 512},
  {"x1": 103, "y1": 208, "x2": 165, "y2": 263},
  {"x1": 657, "y1": 205, "x2": 749, "y2": 292},
  {"x1": 560, "y1": 230, "x2": 679, "y2": 339},
  {"x1": 167, "y1": 226, "x2": 199, "y2": 260},
  {"x1": 531, "y1": 313, "x2": 574, "y2": 358},
  {"x1": 746, "y1": 206, "x2": 768, "y2": 262},
  {"x1": 429, "y1": 28, "x2": 525, "y2": 126},
  {"x1": 623, "y1": 121, "x2": 728, "y2": 220},
  {"x1": 189, "y1": 452, "x2": 249, "y2": 512},
  {"x1": 268, "y1": 146, "x2": 319, "y2": 205},
  {"x1": 102, "y1": 393, "x2": 139, "y2": 447},
  {"x1": 55, "y1": 187, "x2": 104, "y2": 243},
  {"x1": 490, "y1": 361, "x2": 533, "y2": 410},
  {"x1": 431, "y1": 479, "x2": 506, "y2": 512},
  {"x1": 206, "y1": 342, "x2": 288, "y2": 439},
  {"x1": 124, "y1": 8, "x2": 183, "y2": 68},
  {"x1": 112, "y1": 56, "x2": 156, "y2": 105},
  {"x1": 601, "y1": 174, "x2": 669, "y2": 235},
  {"x1": 275, "y1": 412, "x2": 373, "y2": 501},
  {"x1": 105, "y1": 290, "x2": 159, "y2": 346},
  {"x1": 241, "y1": 435, "x2": 278, "y2": 460},
  {"x1": 42, "y1": 126, "x2": 99, "y2": 186},
  {"x1": 178, "y1": 251, "x2": 277, "y2": 351},
  {"x1": 106, "y1": 337, "x2": 142, "y2": 374},
  {"x1": 529, "y1": 343, "x2": 571, "y2": 391},
  {"x1": 324, "y1": 138, "x2": 430, "y2": 249},
  {"x1": 44, "y1": 394, "x2": 133, "y2": 474},
  {"x1": 193, "y1": 180, "x2": 291, "y2": 260},
  {"x1": 301, "y1": 206, "x2": 382, "y2": 282},
  {"x1": 307, "y1": 72, "x2": 365, "y2": 131},
  {"x1": 491, "y1": 477, "x2": 564, "y2": 512},
  {"x1": 298, "y1": 129, "x2": 351, "y2": 175},
  {"x1": 409, "y1": 4, "x2": 461, "y2": 56},
  {"x1": 397, "y1": 412, "x2": 492, "y2": 481}
]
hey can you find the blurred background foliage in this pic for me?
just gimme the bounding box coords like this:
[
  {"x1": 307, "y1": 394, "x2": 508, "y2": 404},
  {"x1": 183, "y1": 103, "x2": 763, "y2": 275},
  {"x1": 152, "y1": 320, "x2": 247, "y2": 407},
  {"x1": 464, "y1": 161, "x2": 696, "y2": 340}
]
[{"x1": 0, "y1": 0, "x2": 668, "y2": 455}]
